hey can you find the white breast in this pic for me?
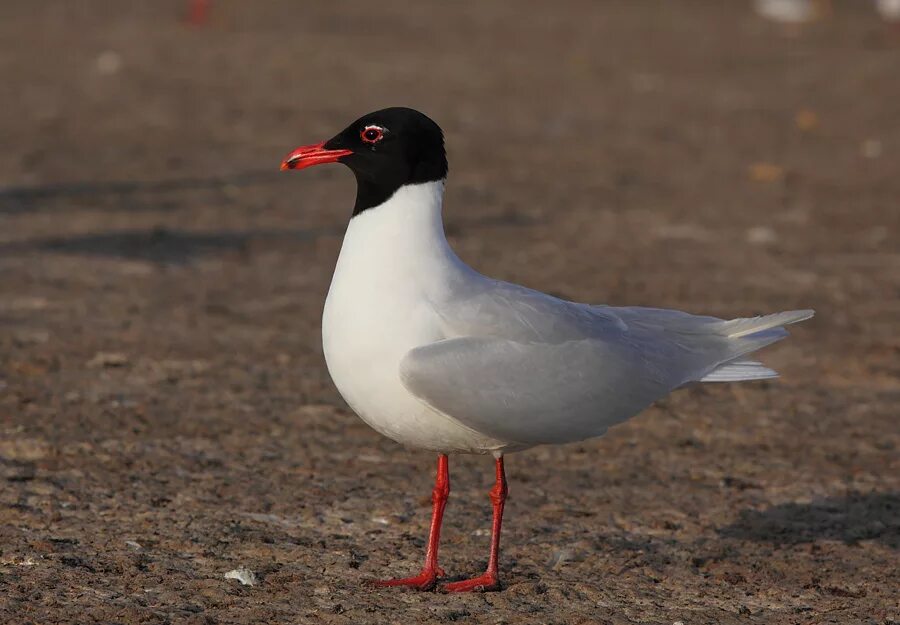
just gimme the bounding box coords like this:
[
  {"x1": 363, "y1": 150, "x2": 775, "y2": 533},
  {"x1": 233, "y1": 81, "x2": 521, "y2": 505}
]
[{"x1": 321, "y1": 181, "x2": 508, "y2": 453}]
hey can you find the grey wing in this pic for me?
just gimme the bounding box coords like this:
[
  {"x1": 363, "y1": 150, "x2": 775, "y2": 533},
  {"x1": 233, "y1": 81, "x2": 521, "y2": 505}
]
[
  {"x1": 398, "y1": 335, "x2": 681, "y2": 446},
  {"x1": 411, "y1": 278, "x2": 799, "y2": 445},
  {"x1": 436, "y1": 278, "x2": 628, "y2": 342}
]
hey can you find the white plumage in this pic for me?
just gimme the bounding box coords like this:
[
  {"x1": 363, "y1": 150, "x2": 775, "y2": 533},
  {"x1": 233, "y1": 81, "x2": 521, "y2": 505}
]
[
  {"x1": 322, "y1": 180, "x2": 813, "y2": 454},
  {"x1": 284, "y1": 105, "x2": 815, "y2": 591}
]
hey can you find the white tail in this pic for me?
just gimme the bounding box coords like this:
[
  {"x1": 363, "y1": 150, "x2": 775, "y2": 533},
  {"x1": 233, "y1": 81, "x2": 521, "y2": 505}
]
[
  {"x1": 700, "y1": 360, "x2": 778, "y2": 382},
  {"x1": 720, "y1": 309, "x2": 815, "y2": 339},
  {"x1": 699, "y1": 309, "x2": 814, "y2": 383}
]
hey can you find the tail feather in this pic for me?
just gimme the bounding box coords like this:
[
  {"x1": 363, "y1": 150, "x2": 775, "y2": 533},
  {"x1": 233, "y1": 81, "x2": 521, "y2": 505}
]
[
  {"x1": 699, "y1": 309, "x2": 813, "y2": 383},
  {"x1": 719, "y1": 309, "x2": 815, "y2": 338},
  {"x1": 700, "y1": 360, "x2": 778, "y2": 382}
]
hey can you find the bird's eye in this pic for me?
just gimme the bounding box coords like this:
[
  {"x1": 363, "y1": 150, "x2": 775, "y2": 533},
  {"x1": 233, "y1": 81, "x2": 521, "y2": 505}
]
[{"x1": 361, "y1": 125, "x2": 385, "y2": 144}]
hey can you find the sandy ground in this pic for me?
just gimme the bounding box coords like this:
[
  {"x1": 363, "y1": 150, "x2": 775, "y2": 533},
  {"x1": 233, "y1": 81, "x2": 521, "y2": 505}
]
[{"x1": 1, "y1": 1, "x2": 898, "y2": 623}]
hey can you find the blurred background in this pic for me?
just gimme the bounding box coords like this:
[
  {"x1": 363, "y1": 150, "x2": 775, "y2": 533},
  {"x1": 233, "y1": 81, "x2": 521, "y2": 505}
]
[{"x1": 1, "y1": 2, "x2": 897, "y2": 623}]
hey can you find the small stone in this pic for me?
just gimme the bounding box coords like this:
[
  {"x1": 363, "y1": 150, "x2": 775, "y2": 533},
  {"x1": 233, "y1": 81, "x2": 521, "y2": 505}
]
[
  {"x1": 0, "y1": 556, "x2": 37, "y2": 567},
  {"x1": 87, "y1": 352, "x2": 129, "y2": 368},
  {"x1": 746, "y1": 226, "x2": 778, "y2": 245},
  {"x1": 754, "y1": 0, "x2": 821, "y2": 24},
  {"x1": 794, "y1": 109, "x2": 819, "y2": 131},
  {"x1": 224, "y1": 567, "x2": 257, "y2": 586},
  {"x1": 748, "y1": 162, "x2": 786, "y2": 183},
  {"x1": 95, "y1": 50, "x2": 123, "y2": 75},
  {"x1": 861, "y1": 139, "x2": 882, "y2": 159}
]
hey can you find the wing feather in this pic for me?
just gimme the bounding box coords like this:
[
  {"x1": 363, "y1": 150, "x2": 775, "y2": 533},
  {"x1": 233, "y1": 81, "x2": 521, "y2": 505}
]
[
  {"x1": 404, "y1": 277, "x2": 811, "y2": 446},
  {"x1": 399, "y1": 336, "x2": 679, "y2": 445}
]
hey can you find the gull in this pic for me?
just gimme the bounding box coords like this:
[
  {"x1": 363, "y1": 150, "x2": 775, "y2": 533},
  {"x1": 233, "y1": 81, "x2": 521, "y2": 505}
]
[{"x1": 280, "y1": 107, "x2": 813, "y2": 592}]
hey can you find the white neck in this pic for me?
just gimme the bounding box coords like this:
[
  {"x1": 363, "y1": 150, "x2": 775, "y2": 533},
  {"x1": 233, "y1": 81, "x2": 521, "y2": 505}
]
[
  {"x1": 335, "y1": 180, "x2": 472, "y2": 294},
  {"x1": 350, "y1": 180, "x2": 447, "y2": 253}
]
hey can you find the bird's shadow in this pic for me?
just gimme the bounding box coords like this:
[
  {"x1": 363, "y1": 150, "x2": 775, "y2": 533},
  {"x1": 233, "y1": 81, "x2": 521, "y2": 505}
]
[{"x1": 718, "y1": 491, "x2": 899, "y2": 548}]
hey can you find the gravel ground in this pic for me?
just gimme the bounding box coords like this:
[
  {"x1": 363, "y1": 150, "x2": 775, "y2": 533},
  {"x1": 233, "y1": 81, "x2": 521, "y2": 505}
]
[{"x1": 1, "y1": 2, "x2": 898, "y2": 624}]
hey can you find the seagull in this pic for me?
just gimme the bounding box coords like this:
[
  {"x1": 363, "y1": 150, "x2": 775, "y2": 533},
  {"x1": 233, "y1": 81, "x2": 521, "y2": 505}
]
[{"x1": 280, "y1": 107, "x2": 813, "y2": 592}]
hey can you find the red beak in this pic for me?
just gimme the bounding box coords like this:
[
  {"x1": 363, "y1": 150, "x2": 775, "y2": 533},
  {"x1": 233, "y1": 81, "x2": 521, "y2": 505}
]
[{"x1": 280, "y1": 141, "x2": 353, "y2": 171}]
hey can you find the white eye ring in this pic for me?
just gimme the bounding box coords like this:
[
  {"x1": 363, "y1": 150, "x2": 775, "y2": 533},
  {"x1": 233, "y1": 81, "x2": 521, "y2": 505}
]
[{"x1": 361, "y1": 125, "x2": 385, "y2": 144}]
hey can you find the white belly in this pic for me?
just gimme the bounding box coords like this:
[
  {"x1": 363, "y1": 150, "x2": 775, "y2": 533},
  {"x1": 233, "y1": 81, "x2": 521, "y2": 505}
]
[
  {"x1": 322, "y1": 285, "x2": 504, "y2": 453},
  {"x1": 319, "y1": 184, "x2": 509, "y2": 454}
]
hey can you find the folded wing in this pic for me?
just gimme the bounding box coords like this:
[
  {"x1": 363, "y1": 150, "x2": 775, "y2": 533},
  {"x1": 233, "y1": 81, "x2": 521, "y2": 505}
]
[
  {"x1": 402, "y1": 280, "x2": 812, "y2": 446},
  {"x1": 399, "y1": 335, "x2": 682, "y2": 446}
]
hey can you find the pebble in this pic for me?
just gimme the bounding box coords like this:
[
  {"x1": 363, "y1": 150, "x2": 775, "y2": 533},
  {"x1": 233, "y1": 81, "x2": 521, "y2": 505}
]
[
  {"x1": 224, "y1": 567, "x2": 258, "y2": 586},
  {"x1": 746, "y1": 226, "x2": 778, "y2": 245},
  {"x1": 87, "y1": 352, "x2": 129, "y2": 368},
  {"x1": 748, "y1": 162, "x2": 786, "y2": 183},
  {"x1": 861, "y1": 139, "x2": 882, "y2": 159},
  {"x1": 95, "y1": 51, "x2": 123, "y2": 75}
]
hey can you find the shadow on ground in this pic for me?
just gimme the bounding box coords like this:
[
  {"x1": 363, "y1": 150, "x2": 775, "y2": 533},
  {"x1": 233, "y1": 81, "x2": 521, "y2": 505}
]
[
  {"x1": 0, "y1": 213, "x2": 537, "y2": 264},
  {"x1": 0, "y1": 227, "x2": 339, "y2": 264},
  {"x1": 0, "y1": 171, "x2": 280, "y2": 214},
  {"x1": 719, "y1": 491, "x2": 899, "y2": 548}
]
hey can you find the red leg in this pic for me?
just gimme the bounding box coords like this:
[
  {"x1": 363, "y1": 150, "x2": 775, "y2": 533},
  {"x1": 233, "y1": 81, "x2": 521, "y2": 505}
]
[
  {"x1": 441, "y1": 456, "x2": 507, "y2": 592},
  {"x1": 368, "y1": 454, "x2": 449, "y2": 590}
]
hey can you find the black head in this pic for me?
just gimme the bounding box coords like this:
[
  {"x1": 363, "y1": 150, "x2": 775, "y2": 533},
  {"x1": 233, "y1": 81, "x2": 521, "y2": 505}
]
[{"x1": 281, "y1": 107, "x2": 448, "y2": 215}]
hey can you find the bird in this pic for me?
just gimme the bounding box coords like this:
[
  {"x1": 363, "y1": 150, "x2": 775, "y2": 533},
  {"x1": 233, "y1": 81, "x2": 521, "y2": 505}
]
[{"x1": 280, "y1": 107, "x2": 813, "y2": 592}]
